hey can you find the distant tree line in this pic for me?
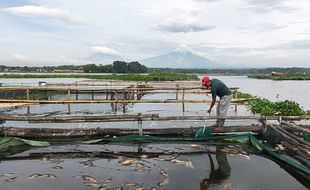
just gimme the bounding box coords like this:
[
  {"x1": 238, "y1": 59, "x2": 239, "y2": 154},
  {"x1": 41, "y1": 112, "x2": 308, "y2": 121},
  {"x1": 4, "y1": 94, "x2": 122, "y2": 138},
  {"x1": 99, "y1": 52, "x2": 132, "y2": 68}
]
[
  {"x1": 0, "y1": 61, "x2": 148, "y2": 73},
  {"x1": 149, "y1": 67, "x2": 310, "y2": 75},
  {"x1": 1, "y1": 63, "x2": 309, "y2": 75},
  {"x1": 83, "y1": 61, "x2": 147, "y2": 73}
]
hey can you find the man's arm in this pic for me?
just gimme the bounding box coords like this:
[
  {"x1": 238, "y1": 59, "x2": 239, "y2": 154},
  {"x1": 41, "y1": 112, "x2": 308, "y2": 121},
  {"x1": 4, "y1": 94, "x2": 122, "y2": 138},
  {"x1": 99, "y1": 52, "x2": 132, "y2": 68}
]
[{"x1": 208, "y1": 97, "x2": 216, "y2": 113}]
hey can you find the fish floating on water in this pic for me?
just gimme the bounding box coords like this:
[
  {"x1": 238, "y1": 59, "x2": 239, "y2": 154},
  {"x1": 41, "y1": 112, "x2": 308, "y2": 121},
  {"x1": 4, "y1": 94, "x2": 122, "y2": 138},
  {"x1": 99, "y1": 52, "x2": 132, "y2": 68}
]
[
  {"x1": 158, "y1": 178, "x2": 169, "y2": 187},
  {"x1": 118, "y1": 159, "x2": 136, "y2": 166},
  {"x1": 159, "y1": 169, "x2": 169, "y2": 177},
  {"x1": 52, "y1": 165, "x2": 63, "y2": 170},
  {"x1": 125, "y1": 181, "x2": 140, "y2": 188},
  {"x1": 171, "y1": 159, "x2": 194, "y2": 169},
  {"x1": 80, "y1": 159, "x2": 95, "y2": 168},
  {"x1": 29, "y1": 173, "x2": 56, "y2": 180},
  {"x1": 73, "y1": 175, "x2": 114, "y2": 189},
  {"x1": 1, "y1": 173, "x2": 16, "y2": 183}
]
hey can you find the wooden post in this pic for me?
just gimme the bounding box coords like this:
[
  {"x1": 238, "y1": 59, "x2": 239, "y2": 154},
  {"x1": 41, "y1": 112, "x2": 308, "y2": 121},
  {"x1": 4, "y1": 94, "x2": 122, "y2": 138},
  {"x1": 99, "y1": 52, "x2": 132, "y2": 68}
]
[
  {"x1": 123, "y1": 91, "x2": 126, "y2": 113},
  {"x1": 138, "y1": 113, "x2": 143, "y2": 135},
  {"x1": 176, "y1": 84, "x2": 179, "y2": 100},
  {"x1": 26, "y1": 88, "x2": 30, "y2": 115},
  {"x1": 113, "y1": 91, "x2": 117, "y2": 112},
  {"x1": 106, "y1": 90, "x2": 109, "y2": 100},
  {"x1": 26, "y1": 88, "x2": 30, "y2": 100},
  {"x1": 67, "y1": 89, "x2": 71, "y2": 114},
  {"x1": 75, "y1": 90, "x2": 79, "y2": 100},
  {"x1": 234, "y1": 89, "x2": 238, "y2": 111},
  {"x1": 182, "y1": 88, "x2": 185, "y2": 112}
]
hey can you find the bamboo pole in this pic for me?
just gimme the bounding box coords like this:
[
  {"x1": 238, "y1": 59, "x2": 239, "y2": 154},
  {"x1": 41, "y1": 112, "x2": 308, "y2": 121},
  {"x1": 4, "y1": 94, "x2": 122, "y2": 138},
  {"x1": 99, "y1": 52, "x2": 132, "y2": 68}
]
[
  {"x1": 234, "y1": 89, "x2": 238, "y2": 111},
  {"x1": 282, "y1": 121, "x2": 310, "y2": 134},
  {"x1": 0, "y1": 125, "x2": 263, "y2": 138},
  {"x1": 275, "y1": 124, "x2": 310, "y2": 149},
  {"x1": 182, "y1": 88, "x2": 185, "y2": 112},
  {"x1": 267, "y1": 124, "x2": 310, "y2": 157},
  {"x1": 26, "y1": 88, "x2": 30, "y2": 115},
  {"x1": 176, "y1": 84, "x2": 179, "y2": 100},
  {"x1": 0, "y1": 98, "x2": 250, "y2": 104},
  {"x1": 1, "y1": 114, "x2": 309, "y2": 122},
  {"x1": 0, "y1": 86, "x2": 238, "y2": 92},
  {"x1": 75, "y1": 90, "x2": 79, "y2": 100},
  {"x1": 138, "y1": 113, "x2": 143, "y2": 135},
  {"x1": 67, "y1": 88, "x2": 71, "y2": 114}
]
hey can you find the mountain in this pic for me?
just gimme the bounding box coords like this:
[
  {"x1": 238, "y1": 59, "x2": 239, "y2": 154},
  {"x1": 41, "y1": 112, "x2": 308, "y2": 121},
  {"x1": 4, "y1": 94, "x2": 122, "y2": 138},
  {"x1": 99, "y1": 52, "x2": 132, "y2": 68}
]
[
  {"x1": 140, "y1": 51, "x2": 225, "y2": 68},
  {"x1": 87, "y1": 53, "x2": 123, "y2": 62}
]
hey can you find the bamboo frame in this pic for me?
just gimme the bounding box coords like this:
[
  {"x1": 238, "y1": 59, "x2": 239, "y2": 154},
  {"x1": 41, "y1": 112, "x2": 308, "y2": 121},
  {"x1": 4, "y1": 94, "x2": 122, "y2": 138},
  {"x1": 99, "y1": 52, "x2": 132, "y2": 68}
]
[{"x1": 0, "y1": 114, "x2": 309, "y2": 122}]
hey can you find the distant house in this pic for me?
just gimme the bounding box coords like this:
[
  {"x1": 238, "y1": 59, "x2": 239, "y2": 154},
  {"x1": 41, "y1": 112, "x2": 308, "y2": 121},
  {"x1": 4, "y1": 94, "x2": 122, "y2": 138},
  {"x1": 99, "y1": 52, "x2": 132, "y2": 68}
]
[{"x1": 271, "y1": 71, "x2": 285, "y2": 76}]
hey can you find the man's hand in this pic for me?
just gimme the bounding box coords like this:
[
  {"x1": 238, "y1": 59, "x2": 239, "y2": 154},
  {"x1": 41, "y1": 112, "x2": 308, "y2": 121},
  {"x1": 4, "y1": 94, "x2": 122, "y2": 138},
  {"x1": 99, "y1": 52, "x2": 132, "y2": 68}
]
[{"x1": 207, "y1": 109, "x2": 211, "y2": 114}]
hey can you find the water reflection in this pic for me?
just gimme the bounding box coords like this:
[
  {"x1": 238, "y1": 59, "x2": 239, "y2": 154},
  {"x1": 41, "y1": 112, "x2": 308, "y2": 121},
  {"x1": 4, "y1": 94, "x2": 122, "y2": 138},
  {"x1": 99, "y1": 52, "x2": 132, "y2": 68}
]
[{"x1": 200, "y1": 146, "x2": 231, "y2": 190}]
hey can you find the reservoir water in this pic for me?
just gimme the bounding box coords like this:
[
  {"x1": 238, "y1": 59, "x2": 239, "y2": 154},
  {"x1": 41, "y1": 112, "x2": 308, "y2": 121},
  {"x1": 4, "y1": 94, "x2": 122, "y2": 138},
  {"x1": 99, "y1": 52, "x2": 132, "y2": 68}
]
[{"x1": 0, "y1": 75, "x2": 309, "y2": 189}]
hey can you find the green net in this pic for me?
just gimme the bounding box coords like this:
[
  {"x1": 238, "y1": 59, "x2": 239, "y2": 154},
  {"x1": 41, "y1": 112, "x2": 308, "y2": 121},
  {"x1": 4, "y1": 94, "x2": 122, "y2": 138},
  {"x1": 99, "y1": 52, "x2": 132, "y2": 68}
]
[
  {"x1": 0, "y1": 133, "x2": 309, "y2": 177},
  {"x1": 0, "y1": 136, "x2": 50, "y2": 150}
]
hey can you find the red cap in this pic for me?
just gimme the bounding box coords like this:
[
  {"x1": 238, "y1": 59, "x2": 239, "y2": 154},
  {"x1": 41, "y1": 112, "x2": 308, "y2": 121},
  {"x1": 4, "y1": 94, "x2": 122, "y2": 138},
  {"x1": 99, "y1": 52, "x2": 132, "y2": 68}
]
[{"x1": 201, "y1": 76, "x2": 210, "y2": 85}]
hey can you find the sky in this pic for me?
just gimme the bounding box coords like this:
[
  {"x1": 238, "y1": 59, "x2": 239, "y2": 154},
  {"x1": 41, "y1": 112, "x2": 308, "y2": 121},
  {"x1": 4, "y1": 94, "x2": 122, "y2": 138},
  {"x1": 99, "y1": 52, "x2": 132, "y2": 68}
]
[{"x1": 0, "y1": 0, "x2": 310, "y2": 68}]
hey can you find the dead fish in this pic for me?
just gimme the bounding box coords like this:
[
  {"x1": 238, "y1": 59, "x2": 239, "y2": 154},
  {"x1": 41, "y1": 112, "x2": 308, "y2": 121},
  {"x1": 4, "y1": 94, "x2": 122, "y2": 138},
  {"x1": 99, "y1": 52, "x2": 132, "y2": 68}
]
[
  {"x1": 237, "y1": 153, "x2": 251, "y2": 160},
  {"x1": 119, "y1": 159, "x2": 136, "y2": 166},
  {"x1": 80, "y1": 160, "x2": 95, "y2": 168},
  {"x1": 52, "y1": 166, "x2": 63, "y2": 170},
  {"x1": 29, "y1": 173, "x2": 56, "y2": 180},
  {"x1": 171, "y1": 159, "x2": 194, "y2": 169},
  {"x1": 45, "y1": 174, "x2": 56, "y2": 179},
  {"x1": 4, "y1": 177, "x2": 16, "y2": 183},
  {"x1": 73, "y1": 175, "x2": 83, "y2": 179},
  {"x1": 102, "y1": 177, "x2": 113, "y2": 184},
  {"x1": 151, "y1": 157, "x2": 164, "y2": 161},
  {"x1": 190, "y1": 144, "x2": 200, "y2": 149},
  {"x1": 29, "y1": 173, "x2": 43, "y2": 180},
  {"x1": 82, "y1": 175, "x2": 96, "y2": 183},
  {"x1": 276, "y1": 144, "x2": 285, "y2": 151},
  {"x1": 158, "y1": 178, "x2": 169, "y2": 187},
  {"x1": 125, "y1": 181, "x2": 139, "y2": 188},
  {"x1": 135, "y1": 187, "x2": 144, "y2": 190},
  {"x1": 140, "y1": 155, "x2": 148, "y2": 159},
  {"x1": 1, "y1": 173, "x2": 15, "y2": 178},
  {"x1": 83, "y1": 182, "x2": 101, "y2": 188},
  {"x1": 159, "y1": 169, "x2": 169, "y2": 177},
  {"x1": 132, "y1": 163, "x2": 150, "y2": 171}
]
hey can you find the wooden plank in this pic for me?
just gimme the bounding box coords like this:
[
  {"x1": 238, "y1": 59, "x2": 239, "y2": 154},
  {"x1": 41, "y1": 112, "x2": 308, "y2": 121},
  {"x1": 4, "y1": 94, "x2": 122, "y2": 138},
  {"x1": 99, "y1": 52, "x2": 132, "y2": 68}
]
[{"x1": 0, "y1": 125, "x2": 263, "y2": 138}]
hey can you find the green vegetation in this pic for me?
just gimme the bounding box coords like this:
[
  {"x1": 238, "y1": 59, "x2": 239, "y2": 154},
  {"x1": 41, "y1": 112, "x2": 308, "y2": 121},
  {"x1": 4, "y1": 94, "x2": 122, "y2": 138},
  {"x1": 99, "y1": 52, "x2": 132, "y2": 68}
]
[
  {"x1": 83, "y1": 61, "x2": 147, "y2": 73},
  {"x1": 1, "y1": 63, "x2": 310, "y2": 76},
  {"x1": 0, "y1": 72, "x2": 199, "y2": 81},
  {"x1": 236, "y1": 91, "x2": 309, "y2": 116},
  {"x1": 248, "y1": 73, "x2": 310, "y2": 80}
]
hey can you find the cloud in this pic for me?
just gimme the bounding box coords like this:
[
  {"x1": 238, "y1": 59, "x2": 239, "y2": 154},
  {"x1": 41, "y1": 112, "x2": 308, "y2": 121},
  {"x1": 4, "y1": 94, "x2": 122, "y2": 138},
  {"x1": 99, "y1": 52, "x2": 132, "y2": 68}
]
[
  {"x1": 243, "y1": 0, "x2": 300, "y2": 13},
  {"x1": 153, "y1": 19, "x2": 216, "y2": 33},
  {"x1": 267, "y1": 39, "x2": 310, "y2": 50},
  {"x1": 90, "y1": 46, "x2": 120, "y2": 55},
  {"x1": 0, "y1": 52, "x2": 82, "y2": 66},
  {"x1": 2, "y1": 5, "x2": 86, "y2": 25},
  {"x1": 88, "y1": 46, "x2": 122, "y2": 62}
]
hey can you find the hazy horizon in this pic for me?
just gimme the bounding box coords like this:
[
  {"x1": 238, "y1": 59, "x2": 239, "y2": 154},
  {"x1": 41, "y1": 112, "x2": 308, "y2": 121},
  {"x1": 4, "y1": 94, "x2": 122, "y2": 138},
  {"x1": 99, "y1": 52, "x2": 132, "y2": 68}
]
[{"x1": 1, "y1": 0, "x2": 310, "y2": 68}]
